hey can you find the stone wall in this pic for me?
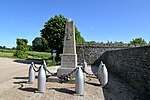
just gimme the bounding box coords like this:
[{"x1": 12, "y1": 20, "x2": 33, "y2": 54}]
[
  {"x1": 93, "y1": 46, "x2": 150, "y2": 97},
  {"x1": 76, "y1": 44, "x2": 127, "y2": 64},
  {"x1": 76, "y1": 44, "x2": 150, "y2": 97}
]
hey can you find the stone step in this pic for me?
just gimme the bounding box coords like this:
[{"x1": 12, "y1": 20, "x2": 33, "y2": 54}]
[{"x1": 46, "y1": 76, "x2": 75, "y2": 84}]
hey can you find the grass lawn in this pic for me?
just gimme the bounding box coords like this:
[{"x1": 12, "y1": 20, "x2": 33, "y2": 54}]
[
  {"x1": 0, "y1": 49, "x2": 51, "y2": 60},
  {"x1": 0, "y1": 52, "x2": 14, "y2": 58},
  {"x1": 27, "y1": 51, "x2": 51, "y2": 59},
  {"x1": 0, "y1": 49, "x2": 58, "y2": 66}
]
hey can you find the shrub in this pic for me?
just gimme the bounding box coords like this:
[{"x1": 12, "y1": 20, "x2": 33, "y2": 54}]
[
  {"x1": 15, "y1": 38, "x2": 28, "y2": 59},
  {"x1": 14, "y1": 50, "x2": 28, "y2": 59}
]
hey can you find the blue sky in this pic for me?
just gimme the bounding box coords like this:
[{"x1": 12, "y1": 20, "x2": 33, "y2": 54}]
[{"x1": 0, "y1": 0, "x2": 150, "y2": 48}]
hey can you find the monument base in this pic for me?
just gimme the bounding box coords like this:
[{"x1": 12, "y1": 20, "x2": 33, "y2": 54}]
[
  {"x1": 46, "y1": 76, "x2": 75, "y2": 84},
  {"x1": 57, "y1": 67, "x2": 76, "y2": 78}
]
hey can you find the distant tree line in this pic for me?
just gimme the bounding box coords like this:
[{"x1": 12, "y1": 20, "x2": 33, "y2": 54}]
[
  {"x1": 84, "y1": 37, "x2": 148, "y2": 45},
  {"x1": 13, "y1": 37, "x2": 150, "y2": 59},
  {"x1": 0, "y1": 46, "x2": 7, "y2": 49},
  {"x1": 12, "y1": 14, "x2": 150, "y2": 59}
]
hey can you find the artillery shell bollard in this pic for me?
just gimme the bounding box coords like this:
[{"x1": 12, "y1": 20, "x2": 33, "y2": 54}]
[
  {"x1": 75, "y1": 67, "x2": 84, "y2": 96},
  {"x1": 43, "y1": 60, "x2": 47, "y2": 74},
  {"x1": 83, "y1": 60, "x2": 87, "y2": 72},
  {"x1": 43, "y1": 60, "x2": 47, "y2": 68},
  {"x1": 28, "y1": 62, "x2": 35, "y2": 84},
  {"x1": 37, "y1": 65, "x2": 46, "y2": 92},
  {"x1": 98, "y1": 62, "x2": 108, "y2": 87},
  {"x1": 97, "y1": 61, "x2": 104, "y2": 78}
]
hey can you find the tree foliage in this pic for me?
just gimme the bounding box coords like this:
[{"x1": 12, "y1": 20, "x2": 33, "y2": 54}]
[
  {"x1": 40, "y1": 14, "x2": 85, "y2": 59},
  {"x1": 0, "y1": 46, "x2": 7, "y2": 49},
  {"x1": 130, "y1": 38, "x2": 147, "y2": 45},
  {"x1": 14, "y1": 38, "x2": 28, "y2": 59},
  {"x1": 32, "y1": 37, "x2": 49, "y2": 52},
  {"x1": 75, "y1": 27, "x2": 85, "y2": 44}
]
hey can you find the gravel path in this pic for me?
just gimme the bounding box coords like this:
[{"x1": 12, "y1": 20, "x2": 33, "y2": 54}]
[
  {"x1": 0, "y1": 57, "x2": 135, "y2": 100},
  {"x1": 0, "y1": 57, "x2": 104, "y2": 100}
]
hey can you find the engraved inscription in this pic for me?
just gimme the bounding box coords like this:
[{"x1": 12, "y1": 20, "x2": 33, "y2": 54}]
[
  {"x1": 61, "y1": 55, "x2": 76, "y2": 67},
  {"x1": 66, "y1": 28, "x2": 72, "y2": 40}
]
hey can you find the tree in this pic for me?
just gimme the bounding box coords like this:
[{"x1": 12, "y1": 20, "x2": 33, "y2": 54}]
[
  {"x1": 75, "y1": 27, "x2": 85, "y2": 44},
  {"x1": 14, "y1": 38, "x2": 28, "y2": 59},
  {"x1": 11, "y1": 47, "x2": 16, "y2": 50},
  {"x1": 2, "y1": 46, "x2": 6, "y2": 49},
  {"x1": 114, "y1": 41, "x2": 124, "y2": 46},
  {"x1": 40, "y1": 14, "x2": 85, "y2": 60},
  {"x1": 130, "y1": 38, "x2": 147, "y2": 45},
  {"x1": 86, "y1": 41, "x2": 97, "y2": 44},
  {"x1": 32, "y1": 37, "x2": 49, "y2": 52},
  {"x1": 27, "y1": 45, "x2": 33, "y2": 51}
]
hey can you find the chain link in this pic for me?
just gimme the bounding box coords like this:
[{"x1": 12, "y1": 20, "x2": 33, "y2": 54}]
[
  {"x1": 81, "y1": 67, "x2": 94, "y2": 76},
  {"x1": 57, "y1": 67, "x2": 79, "y2": 83},
  {"x1": 32, "y1": 64, "x2": 40, "y2": 72},
  {"x1": 32, "y1": 62, "x2": 94, "y2": 83}
]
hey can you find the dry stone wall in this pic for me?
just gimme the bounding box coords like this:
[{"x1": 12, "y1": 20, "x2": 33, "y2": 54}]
[
  {"x1": 76, "y1": 44, "x2": 127, "y2": 64},
  {"x1": 76, "y1": 44, "x2": 150, "y2": 97},
  {"x1": 93, "y1": 46, "x2": 150, "y2": 97}
]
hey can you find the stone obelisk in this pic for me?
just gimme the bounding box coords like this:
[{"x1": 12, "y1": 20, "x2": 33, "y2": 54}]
[{"x1": 57, "y1": 18, "x2": 77, "y2": 77}]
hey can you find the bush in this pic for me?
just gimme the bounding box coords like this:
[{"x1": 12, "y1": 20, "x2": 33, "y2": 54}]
[
  {"x1": 14, "y1": 50, "x2": 28, "y2": 59},
  {"x1": 46, "y1": 60, "x2": 56, "y2": 66},
  {"x1": 15, "y1": 38, "x2": 28, "y2": 59}
]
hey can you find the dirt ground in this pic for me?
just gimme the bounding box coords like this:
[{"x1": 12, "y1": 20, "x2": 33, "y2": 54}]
[{"x1": 0, "y1": 57, "x2": 135, "y2": 100}]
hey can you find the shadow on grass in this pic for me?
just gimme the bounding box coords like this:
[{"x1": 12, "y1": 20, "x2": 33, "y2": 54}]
[{"x1": 13, "y1": 59, "x2": 42, "y2": 64}]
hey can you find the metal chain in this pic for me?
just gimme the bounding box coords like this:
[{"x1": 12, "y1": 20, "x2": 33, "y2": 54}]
[
  {"x1": 31, "y1": 62, "x2": 94, "y2": 83},
  {"x1": 80, "y1": 67, "x2": 94, "y2": 76},
  {"x1": 32, "y1": 63, "x2": 56, "y2": 76},
  {"x1": 57, "y1": 67, "x2": 79, "y2": 83},
  {"x1": 33, "y1": 63, "x2": 38, "y2": 69},
  {"x1": 43, "y1": 66, "x2": 56, "y2": 76},
  {"x1": 32, "y1": 65, "x2": 40, "y2": 72}
]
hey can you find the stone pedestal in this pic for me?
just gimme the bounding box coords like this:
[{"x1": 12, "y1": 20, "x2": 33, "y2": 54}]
[{"x1": 57, "y1": 19, "x2": 77, "y2": 77}]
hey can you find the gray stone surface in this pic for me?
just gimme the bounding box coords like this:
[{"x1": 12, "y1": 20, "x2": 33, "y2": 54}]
[
  {"x1": 94, "y1": 46, "x2": 150, "y2": 98},
  {"x1": 57, "y1": 19, "x2": 77, "y2": 76},
  {"x1": 76, "y1": 44, "x2": 127, "y2": 64}
]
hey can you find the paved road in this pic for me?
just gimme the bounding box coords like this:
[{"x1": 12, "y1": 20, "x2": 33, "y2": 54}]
[
  {"x1": 0, "y1": 57, "x2": 136, "y2": 100},
  {"x1": 0, "y1": 57, "x2": 105, "y2": 100}
]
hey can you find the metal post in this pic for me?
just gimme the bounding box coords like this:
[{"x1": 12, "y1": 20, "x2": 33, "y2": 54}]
[
  {"x1": 38, "y1": 65, "x2": 46, "y2": 92},
  {"x1": 98, "y1": 63, "x2": 108, "y2": 87},
  {"x1": 83, "y1": 60, "x2": 87, "y2": 72},
  {"x1": 43, "y1": 60, "x2": 47, "y2": 68},
  {"x1": 28, "y1": 62, "x2": 35, "y2": 84},
  {"x1": 97, "y1": 61, "x2": 103, "y2": 78},
  {"x1": 43, "y1": 60, "x2": 47, "y2": 74},
  {"x1": 101, "y1": 64, "x2": 108, "y2": 86},
  {"x1": 75, "y1": 67, "x2": 84, "y2": 96}
]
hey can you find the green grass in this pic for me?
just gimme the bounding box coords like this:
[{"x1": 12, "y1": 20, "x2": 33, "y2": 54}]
[
  {"x1": 0, "y1": 49, "x2": 59, "y2": 66},
  {"x1": 0, "y1": 49, "x2": 16, "y2": 53},
  {"x1": 0, "y1": 49, "x2": 51, "y2": 60},
  {"x1": 0, "y1": 52, "x2": 14, "y2": 58},
  {"x1": 27, "y1": 51, "x2": 51, "y2": 59}
]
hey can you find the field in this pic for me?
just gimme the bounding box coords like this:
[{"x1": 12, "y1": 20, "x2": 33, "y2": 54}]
[{"x1": 0, "y1": 49, "x2": 51, "y2": 59}]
